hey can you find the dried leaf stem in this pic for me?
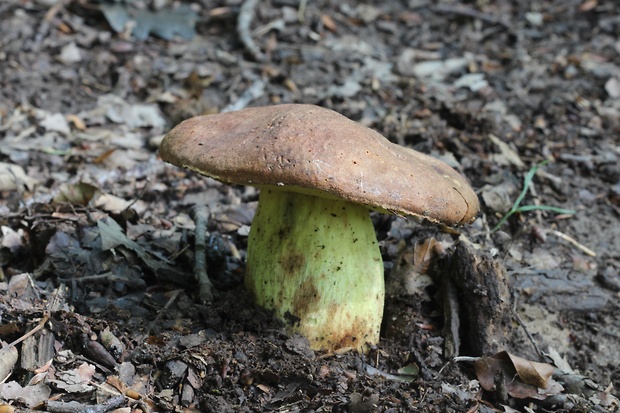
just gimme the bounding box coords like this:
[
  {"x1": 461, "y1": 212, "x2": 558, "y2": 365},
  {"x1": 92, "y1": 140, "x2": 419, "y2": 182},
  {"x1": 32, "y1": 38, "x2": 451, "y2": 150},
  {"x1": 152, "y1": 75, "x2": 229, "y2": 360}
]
[{"x1": 237, "y1": 0, "x2": 265, "y2": 62}]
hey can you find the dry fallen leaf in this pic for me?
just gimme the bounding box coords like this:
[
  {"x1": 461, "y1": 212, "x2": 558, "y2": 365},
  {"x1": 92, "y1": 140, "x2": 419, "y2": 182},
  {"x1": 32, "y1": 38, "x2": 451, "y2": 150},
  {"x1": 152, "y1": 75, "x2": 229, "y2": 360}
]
[
  {"x1": 66, "y1": 114, "x2": 86, "y2": 130},
  {"x1": 93, "y1": 192, "x2": 134, "y2": 214},
  {"x1": 50, "y1": 362, "x2": 95, "y2": 393},
  {"x1": 474, "y1": 351, "x2": 563, "y2": 400},
  {"x1": 1, "y1": 226, "x2": 26, "y2": 254},
  {"x1": 53, "y1": 182, "x2": 99, "y2": 206},
  {"x1": 0, "y1": 345, "x2": 18, "y2": 383},
  {"x1": 0, "y1": 162, "x2": 39, "y2": 192},
  {"x1": 0, "y1": 381, "x2": 51, "y2": 408},
  {"x1": 412, "y1": 237, "x2": 438, "y2": 274},
  {"x1": 97, "y1": 217, "x2": 193, "y2": 287},
  {"x1": 320, "y1": 14, "x2": 338, "y2": 32},
  {"x1": 389, "y1": 238, "x2": 439, "y2": 296},
  {"x1": 580, "y1": 0, "x2": 598, "y2": 12},
  {"x1": 488, "y1": 134, "x2": 525, "y2": 168},
  {"x1": 507, "y1": 352, "x2": 555, "y2": 389}
]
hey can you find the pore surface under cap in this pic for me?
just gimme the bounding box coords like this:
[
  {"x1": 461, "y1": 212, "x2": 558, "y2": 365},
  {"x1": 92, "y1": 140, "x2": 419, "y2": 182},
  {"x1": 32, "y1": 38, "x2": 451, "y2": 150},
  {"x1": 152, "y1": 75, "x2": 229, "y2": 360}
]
[{"x1": 159, "y1": 104, "x2": 479, "y2": 225}]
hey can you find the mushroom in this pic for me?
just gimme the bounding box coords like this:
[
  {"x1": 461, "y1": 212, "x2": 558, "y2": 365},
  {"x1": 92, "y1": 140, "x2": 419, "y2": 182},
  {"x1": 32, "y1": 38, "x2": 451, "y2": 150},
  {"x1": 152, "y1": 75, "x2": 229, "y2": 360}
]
[{"x1": 159, "y1": 104, "x2": 479, "y2": 352}]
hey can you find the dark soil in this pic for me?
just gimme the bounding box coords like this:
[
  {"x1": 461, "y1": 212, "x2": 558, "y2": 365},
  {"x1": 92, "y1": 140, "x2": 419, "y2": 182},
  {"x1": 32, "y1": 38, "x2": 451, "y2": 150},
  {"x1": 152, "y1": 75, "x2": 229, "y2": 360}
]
[{"x1": 1, "y1": 0, "x2": 619, "y2": 412}]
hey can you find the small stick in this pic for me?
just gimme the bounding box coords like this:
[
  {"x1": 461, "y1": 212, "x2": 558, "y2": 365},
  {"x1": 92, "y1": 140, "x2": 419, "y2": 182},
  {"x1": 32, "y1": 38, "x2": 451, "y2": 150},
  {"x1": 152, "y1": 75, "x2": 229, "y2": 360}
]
[
  {"x1": 33, "y1": 0, "x2": 74, "y2": 51},
  {"x1": 512, "y1": 291, "x2": 546, "y2": 361},
  {"x1": 148, "y1": 289, "x2": 182, "y2": 333},
  {"x1": 237, "y1": 0, "x2": 265, "y2": 62},
  {"x1": 546, "y1": 229, "x2": 597, "y2": 257},
  {"x1": 514, "y1": 310, "x2": 545, "y2": 360},
  {"x1": 9, "y1": 315, "x2": 49, "y2": 347},
  {"x1": 408, "y1": 335, "x2": 434, "y2": 380},
  {"x1": 193, "y1": 205, "x2": 214, "y2": 302},
  {"x1": 297, "y1": 0, "x2": 308, "y2": 23},
  {"x1": 221, "y1": 76, "x2": 266, "y2": 113},
  {"x1": 46, "y1": 395, "x2": 125, "y2": 413},
  {"x1": 431, "y1": 4, "x2": 512, "y2": 29}
]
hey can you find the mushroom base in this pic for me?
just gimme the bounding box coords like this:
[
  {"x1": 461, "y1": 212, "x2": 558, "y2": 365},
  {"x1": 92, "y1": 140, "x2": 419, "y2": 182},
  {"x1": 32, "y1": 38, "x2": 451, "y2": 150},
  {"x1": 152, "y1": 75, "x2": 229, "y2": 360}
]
[{"x1": 246, "y1": 188, "x2": 385, "y2": 352}]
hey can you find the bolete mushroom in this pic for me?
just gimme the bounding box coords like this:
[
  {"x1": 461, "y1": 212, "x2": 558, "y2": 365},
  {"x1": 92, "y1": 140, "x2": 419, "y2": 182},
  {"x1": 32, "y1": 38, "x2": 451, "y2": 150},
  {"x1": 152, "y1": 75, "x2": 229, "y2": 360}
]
[{"x1": 159, "y1": 104, "x2": 479, "y2": 351}]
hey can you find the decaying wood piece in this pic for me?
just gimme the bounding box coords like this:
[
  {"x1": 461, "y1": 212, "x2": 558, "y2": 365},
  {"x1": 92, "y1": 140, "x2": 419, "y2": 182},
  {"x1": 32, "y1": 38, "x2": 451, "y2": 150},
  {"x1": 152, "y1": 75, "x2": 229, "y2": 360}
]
[
  {"x1": 441, "y1": 270, "x2": 461, "y2": 359},
  {"x1": 192, "y1": 205, "x2": 214, "y2": 302},
  {"x1": 20, "y1": 327, "x2": 55, "y2": 374},
  {"x1": 437, "y1": 236, "x2": 512, "y2": 357}
]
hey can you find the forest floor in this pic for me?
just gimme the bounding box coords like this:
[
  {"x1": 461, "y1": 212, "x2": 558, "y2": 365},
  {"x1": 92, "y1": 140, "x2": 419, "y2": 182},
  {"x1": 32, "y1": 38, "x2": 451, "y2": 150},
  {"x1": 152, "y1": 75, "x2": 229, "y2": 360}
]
[{"x1": 0, "y1": 0, "x2": 619, "y2": 412}]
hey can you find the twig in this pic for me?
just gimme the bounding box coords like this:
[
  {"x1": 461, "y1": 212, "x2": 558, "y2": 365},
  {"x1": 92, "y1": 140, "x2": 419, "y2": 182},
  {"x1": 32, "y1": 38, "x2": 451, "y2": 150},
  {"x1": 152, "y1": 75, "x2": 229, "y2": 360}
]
[
  {"x1": 33, "y1": 0, "x2": 74, "y2": 51},
  {"x1": 546, "y1": 229, "x2": 597, "y2": 257},
  {"x1": 193, "y1": 205, "x2": 214, "y2": 302},
  {"x1": 121, "y1": 179, "x2": 150, "y2": 214},
  {"x1": 9, "y1": 315, "x2": 49, "y2": 347},
  {"x1": 430, "y1": 4, "x2": 512, "y2": 30},
  {"x1": 407, "y1": 335, "x2": 434, "y2": 380},
  {"x1": 512, "y1": 290, "x2": 545, "y2": 361},
  {"x1": 513, "y1": 310, "x2": 544, "y2": 360},
  {"x1": 297, "y1": 0, "x2": 308, "y2": 22},
  {"x1": 221, "y1": 76, "x2": 266, "y2": 113},
  {"x1": 47, "y1": 395, "x2": 125, "y2": 413},
  {"x1": 237, "y1": 0, "x2": 265, "y2": 62},
  {"x1": 452, "y1": 356, "x2": 479, "y2": 363},
  {"x1": 59, "y1": 271, "x2": 141, "y2": 288},
  {"x1": 148, "y1": 289, "x2": 182, "y2": 333}
]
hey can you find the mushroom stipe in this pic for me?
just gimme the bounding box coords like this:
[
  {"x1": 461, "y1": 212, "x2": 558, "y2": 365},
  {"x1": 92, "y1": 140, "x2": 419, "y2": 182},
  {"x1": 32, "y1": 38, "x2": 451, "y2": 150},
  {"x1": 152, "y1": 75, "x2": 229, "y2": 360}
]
[
  {"x1": 159, "y1": 104, "x2": 479, "y2": 352},
  {"x1": 247, "y1": 188, "x2": 383, "y2": 350}
]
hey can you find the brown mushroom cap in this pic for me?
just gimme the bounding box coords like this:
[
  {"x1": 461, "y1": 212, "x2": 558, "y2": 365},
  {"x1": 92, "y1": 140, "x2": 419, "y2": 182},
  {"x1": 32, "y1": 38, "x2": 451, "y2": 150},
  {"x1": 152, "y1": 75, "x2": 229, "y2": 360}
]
[{"x1": 160, "y1": 104, "x2": 479, "y2": 225}]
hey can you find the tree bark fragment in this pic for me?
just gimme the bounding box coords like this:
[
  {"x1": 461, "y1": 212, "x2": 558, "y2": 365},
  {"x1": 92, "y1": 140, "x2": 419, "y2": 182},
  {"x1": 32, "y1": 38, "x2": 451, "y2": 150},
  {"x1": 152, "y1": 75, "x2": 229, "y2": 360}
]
[{"x1": 437, "y1": 236, "x2": 512, "y2": 357}]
